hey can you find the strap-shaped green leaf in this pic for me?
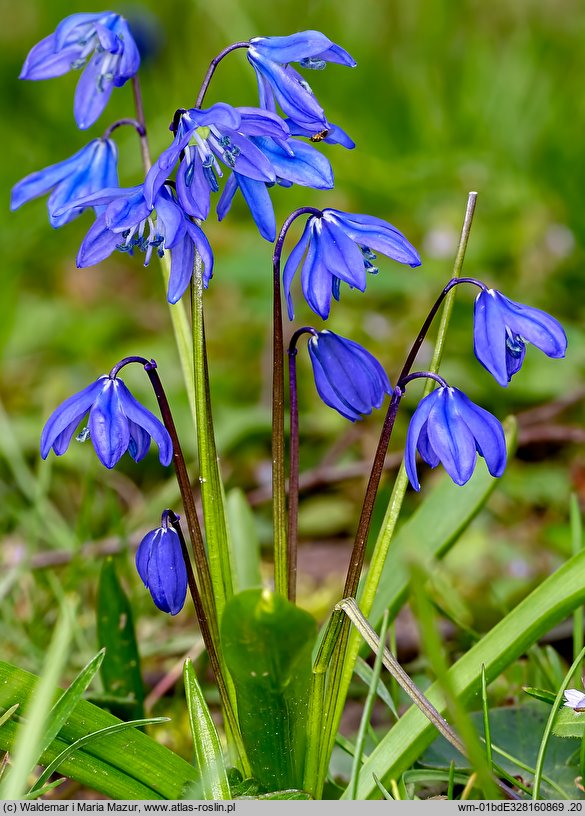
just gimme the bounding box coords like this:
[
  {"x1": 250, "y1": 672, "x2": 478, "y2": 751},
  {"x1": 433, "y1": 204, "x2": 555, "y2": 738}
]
[
  {"x1": 183, "y1": 658, "x2": 230, "y2": 800},
  {"x1": 221, "y1": 589, "x2": 317, "y2": 791},
  {"x1": 0, "y1": 660, "x2": 198, "y2": 799}
]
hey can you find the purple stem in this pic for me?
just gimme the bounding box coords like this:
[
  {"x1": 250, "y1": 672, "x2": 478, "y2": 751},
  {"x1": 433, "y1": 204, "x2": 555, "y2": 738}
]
[
  {"x1": 287, "y1": 327, "x2": 318, "y2": 602},
  {"x1": 195, "y1": 42, "x2": 251, "y2": 109}
]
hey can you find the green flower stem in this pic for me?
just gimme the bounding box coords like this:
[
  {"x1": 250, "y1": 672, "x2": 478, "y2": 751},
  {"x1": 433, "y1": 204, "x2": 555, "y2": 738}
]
[
  {"x1": 423, "y1": 191, "x2": 477, "y2": 397},
  {"x1": 191, "y1": 255, "x2": 234, "y2": 626},
  {"x1": 313, "y1": 193, "x2": 479, "y2": 797}
]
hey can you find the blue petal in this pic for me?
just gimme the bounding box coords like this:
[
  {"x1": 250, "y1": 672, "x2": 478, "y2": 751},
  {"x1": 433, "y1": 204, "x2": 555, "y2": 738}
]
[
  {"x1": 301, "y1": 222, "x2": 334, "y2": 319},
  {"x1": 128, "y1": 419, "x2": 152, "y2": 461},
  {"x1": 215, "y1": 129, "x2": 275, "y2": 182},
  {"x1": 187, "y1": 220, "x2": 214, "y2": 284},
  {"x1": 74, "y1": 55, "x2": 115, "y2": 129},
  {"x1": 105, "y1": 189, "x2": 150, "y2": 232},
  {"x1": 176, "y1": 154, "x2": 210, "y2": 220},
  {"x1": 247, "y1": 50, "x2": 328, "y2": 130},
  {"x1": 254, "y1": 137, "x2": 334, "y2": 188},
  {"x1": 282, "y1": 217, "x2": 312, "y2": 320},
  {"x1": 473, "y1": 289, "x2": 510, "y2": 386},
  {"x1": 135, "y1": 527, "x2": 156, "y2": 587},
  {"x1": 492, "y1": 290, "x2": 568, "y2": 360},
  {"x1": 11, "y1": 142, "x2": 94, "y2": 213},
  {"x1": 221, "y1": 174, "x2": 276, "y2": 242},
  {"x1": 47, "y1": 139, "x2": 119, "y2": 228},
  {"x1": 150, "y1": 528, "x2": 188, "y2": 615},
  {"x1": 405, "y1": 390, "x2": 438, "y2": 492},
  {"x1": 77, "y1": 214, "x2": 121, "y2": 268},
  {"x1": 308, "y1": 347, "x2": 362, "y2": 421},
  {"x1": 249, "y1": 32, "x2": 337, "y2": 63},
  {"x1": 54, "y1": 13, "x2": 103, "y2": 49},
  {"x1": 285, "y1": 119, "x2": 355, "y2": 148},
  {"x1": 426, "y1": 388, "x2": 477, "y2": 486},
  {"x1": 185, "y1": 103, "x2": 241, "y2": 131},
  {"x1": 313, "y1": 43, "x2": 356, "y2": 67},
  {"x1": 318, "y1": 219, "x2": 367, "y2": 291},
  {"x1": 325, "y1": 210, "x2": 421, "y2": 267},
  {"x1": 166, "y1": 232, "x2": 194, "y2": 304},
  {"x1": 144, "y1": 136, "x2": 187, "y2": 208},
  {"x1": 309, "y1": 332, "x2": 391, "y2": 418},
  {"x1": 236, "y1": 107, "x2": 290, "y2": 139},
  {"x1": 113, "y1": 18, "x2": 141, "y2": 82},
  {"x1": 40, "y1": 377, "x2": 106, "y2": 459},
  {"x1": 116, "y1": 380, "x2": 173, "y2": 466},
  {"x1": 453, "y1": 389, "x2": 506, "y2": 478},
  {"x1": 153, "y1": 188, "x2": 183, "y2": 249},
  {"x1": 20, "y1": 34, "x2": 79, "y2": 80},
  {"x1": 89, "y1": 378, "x2": 130, "y2": 468}
]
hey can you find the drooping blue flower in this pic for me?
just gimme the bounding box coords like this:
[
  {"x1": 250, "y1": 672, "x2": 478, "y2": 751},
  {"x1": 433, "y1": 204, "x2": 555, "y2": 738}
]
[
  {"x1": 10, "y1": 138, "x2": 118, "y2": 228},
  {"x1": 145, "y1": 104, "x2": 287, "y2": 231},
  {"x1": 405, "y1": 386, "x2": 506, "y2": 491},
  {"x1": 136, "y1": 513, "x2": 187, "y2": 615},
  {"x1": 20, "y1": 12, "x2": 141, "y2": 129},
  {"x1": 40, "y1": 374, "x2": 173, "y2": 469},
  {"x1": 473, "y1": 288, "x2": 568, "y2": 387},
  {"x1": 307, "y1": 330, "x2": 392, "y2": 421},
  {"x1": 247, "y1": 31, "x2": 356, "y2": 133},
  {"x1": 217, "y1": 134, "x2": 334, "y2": 241},
  {"x1": 62, "y1": 183, "x2": 213, "y2": 304},
  {"x1": 283, "y1": 209, "x2": 421, "y2": 320}
]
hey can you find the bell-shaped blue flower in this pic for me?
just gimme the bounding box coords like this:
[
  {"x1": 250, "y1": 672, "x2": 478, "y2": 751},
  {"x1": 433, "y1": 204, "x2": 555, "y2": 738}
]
[
  {"x1": 405, "y1": 386, "x2": 507, "y2": 491},
  {"x1": 217, "y1": 134, "x2": 334, "y2": 241},
  {"x1": 40, "y1": 374, "x2": 173, "y2": 469},
  {"x1": 473, "y1": 288, "x2": 568, "y2": 387},
  {"x1": 62, "y1": 183, "x2": 213, "y2": 304},
  {"x1": 20, "y1": 12, "x2": 140, "y2": 129},
  {"x1": 307, "y1": 330, "x2": 392, "y2": 421},
  {"x1": 136, "y1": 513, "x2": 187, "y2": 615},
  {"x1": 145, "y1": 104, "x2": 287, "y2": 227},
  {"x1": 10, "y1": 138, "x2": 118, "y2": 228},
  {"x1": 247, "y1": 31, "x2": 356, "y2": 132},
  {"x1": 283, "y1": 208, "x2": 421, "y2": 320}
]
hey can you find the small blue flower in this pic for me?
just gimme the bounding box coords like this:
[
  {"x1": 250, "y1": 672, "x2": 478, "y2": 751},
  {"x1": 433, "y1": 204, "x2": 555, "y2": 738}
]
[
  {"x1": 307, "y1": 330, "x2": 392, "y2": 421},
  {"x1": 217, "y1": 134, "x2": 334, "y2": 241},
  {"x1": 247, "y1": 31, "x2": 356, "y2": 132},
  {"x1": 405, "y1": 386, "x2": 507, "y2": 491},
  {"x1": 63, "y1": 183, "x2": 213, "y2": 304},
  {"x1": 136, "y1": 513, "x2": 187, "y2": 615},
  {"x1": 283, "y1": 209, "x2": 421, "y2": 320},
  {"x1": 20, "y1": 12, "x2": 140, "y2": 129},
  {"x1": 145, "y1": 104, "x2": 287, "y2": 228},
  {"x1": 473, "y1": 288, "x2": 568, "y2": 387},
  {"x1": 10, "y1": 138, "x2": 118, "y2": 228},
  {"x1": 40, "y1": 374, "x2": 173, "y2": 469}
]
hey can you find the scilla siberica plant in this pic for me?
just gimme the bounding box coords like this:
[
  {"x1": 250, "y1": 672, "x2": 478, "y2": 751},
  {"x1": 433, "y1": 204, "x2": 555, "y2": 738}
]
[{"x1": 9, "y1": 10, "x2": 570, "y2": 801}]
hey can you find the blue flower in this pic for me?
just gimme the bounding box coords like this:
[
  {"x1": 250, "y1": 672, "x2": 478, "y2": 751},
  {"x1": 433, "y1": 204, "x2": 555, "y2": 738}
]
[
  {"x1": 40, "y1": 374, "x2": 173, "y2": 469},
  {"x1": 217, "y1": 134, "x2": 334, "y2": 241},
  {"x1": 10, "y1": 138, "x2": 118, "y2": 228},
  {"x1": 64, "y1": 183, "x2": 213, "y2": 304},
  {"x1": 473, "y1": 288, "x2": 568, "y2": 387},
  {"x1": 136, "y1": 514, "x2": 187, "y2": 615},
  {"x1": 20, "y1": 12, "x2": 140, "y2": 129},
  {"x1": 283, "y1": 209, "x2": 421, "y2": 320},
  {"x1": 145, "y1": 104, "x2": 287, "y2": 228},
  {"x1": 247, "y1": 31, "x2": 356, "y2": 132},
  {"x1": 307, "y1": 330, "x2": 392, "y2": 421},
  {"x1": 405, "y1": 386, "x2": 506, "y2": 491}
]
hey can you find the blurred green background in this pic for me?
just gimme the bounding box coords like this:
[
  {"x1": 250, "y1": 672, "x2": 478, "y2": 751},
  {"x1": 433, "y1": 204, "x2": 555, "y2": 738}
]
[{"x1": 1, "y1": 0, "x2": 584, "y2": 705}]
